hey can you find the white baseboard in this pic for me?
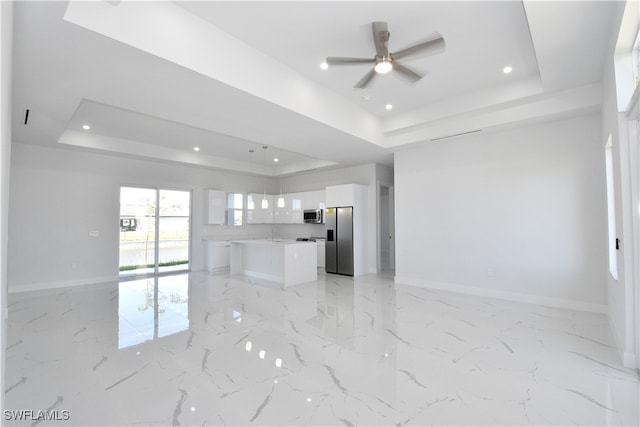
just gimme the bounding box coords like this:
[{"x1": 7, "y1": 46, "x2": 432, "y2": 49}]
[
  {"x1": 608, "y1": 312, "x2": 639, "y2": 369},
  {"x1": 622, "y1": 351, "x2": 638, "y2": 369},
  {"x1": 394, "y1": 276, "x2": 608, "y2": 314},
  {"x1": 206, "y1": 266, "x2": 230, "y2": 274},
  {"x1": 8, "y1": 275, "x2": 120, "y2": 294}
]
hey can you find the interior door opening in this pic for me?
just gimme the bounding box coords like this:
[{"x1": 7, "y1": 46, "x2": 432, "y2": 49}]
[
  {"x1": 378, "y1": 184, "x2": 395, "y2": 273},
  {"x1": 119, "y1": 186, "x2": 191, "y2": 277}
]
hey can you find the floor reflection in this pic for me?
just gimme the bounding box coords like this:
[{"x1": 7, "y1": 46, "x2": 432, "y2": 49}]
[
  {"x1": 4, "y1": 271, "x2": 638, "y2": 426},
  {"x1": 118, "y1": 274, "x2": 190, "y2": 349}
]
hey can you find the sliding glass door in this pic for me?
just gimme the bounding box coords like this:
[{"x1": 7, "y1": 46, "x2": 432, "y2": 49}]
[
  {"x1": 119, "y1": 186, "x2": 191, "y2": 277},
  {"x1": 157, "y1": 189, "x2": 191, "y2": 274}
]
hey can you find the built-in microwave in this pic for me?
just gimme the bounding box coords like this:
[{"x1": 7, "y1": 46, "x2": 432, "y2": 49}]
[{"x1": 303, "y1": 209, "x2": 323, "y2": 224}]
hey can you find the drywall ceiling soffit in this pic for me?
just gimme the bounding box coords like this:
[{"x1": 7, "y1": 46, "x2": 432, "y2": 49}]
[
  {"x1": 60, "y1": 100, "x2": 338, "y2": 176},
  {"x1": 11, "y1": 1, "x2": 621, "y2": 176},
  {"x1": 60, "y1": 1, "x2": 547, "y2": 149},
  {"x1": 523, "y1": 0, "x2": 619, "y2": 93},
  {"x1": 61, "y1": 0, "x2": 615, "y2": 143},
  {"x1": 62, "y1": 1, "x2": 385, "y2": 146},
  {"x1": 384, "y1": 83, "x2": 603, "y2": 147}
]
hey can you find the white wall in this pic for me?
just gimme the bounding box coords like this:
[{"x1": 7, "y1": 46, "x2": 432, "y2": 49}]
[
  {"x1": 602, "y1": 55, "x2": 636, "y2": 367},
  {"x1": 8, "y1": 143, "x2": 276, "y2": 291},
  {"x1": 8, "y1": 143, "x2": 383, "y2": 291},
  {"x1": 0, "y1": 0, "x2": 13, "y2": 415},
  {"x1": 395, "y1": 114, "x2": 607, "y2": 311},
  {"x1": 601, "y1": 0, "x2": 639, "y2": 369}
]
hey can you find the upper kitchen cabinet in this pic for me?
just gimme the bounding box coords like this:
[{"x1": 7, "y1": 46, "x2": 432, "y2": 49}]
[
  {"x1": 273, "y1": 193, "x2": 290, "y2": 223},
  {"x1": 246, "y1": 190, "x2": 326, "y2": 224},
  {"x1": 247, "y1": 193, "x2": 274, "y2": 224},
  {"x1": 303, "y1": 190, "x2": 326, "y2": 210},
  {"x1": 326, "y1": 184, "x2": 365, "y2": 208},
  {"x1": 290, "y1": 192, "x2": 304, "y2": 223},
  {"x1": 205, "y1": 189, "x2": 226, "y2": 225}
]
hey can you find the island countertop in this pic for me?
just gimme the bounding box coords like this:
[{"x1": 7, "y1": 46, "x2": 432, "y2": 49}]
[{"x1": 230, "y1": 238, "x2": 316, "y2": 246}]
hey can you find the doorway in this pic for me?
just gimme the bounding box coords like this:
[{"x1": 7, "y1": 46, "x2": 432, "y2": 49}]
[
  {"x1": 378, "y1": 183, "x2": 395, "y2": 273},
  {"x1": 119, "y1": 186, "x2": 191, "y2": 277}
]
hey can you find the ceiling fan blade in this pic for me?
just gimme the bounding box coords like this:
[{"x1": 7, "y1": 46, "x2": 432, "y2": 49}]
[
  {"x1": 326, "y1": 57, "x2": 375, "y2": 66},
  {"x1": 372, "y1": 21, "x2": 390, "y2": 57},
  {"x1": 392, "y1": 62, "x2": 422, "y2": 84},
  {"x1": 354, "y1": 67, "x2": 377, "y2": 89},
  {"x1": 392, "y1": 36, "x2": 445, "y2": 61}
]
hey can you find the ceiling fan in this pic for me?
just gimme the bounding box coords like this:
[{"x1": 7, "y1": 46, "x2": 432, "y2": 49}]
[{"x1": 326, "y1": 22, "x2": 445, "y2": 89}]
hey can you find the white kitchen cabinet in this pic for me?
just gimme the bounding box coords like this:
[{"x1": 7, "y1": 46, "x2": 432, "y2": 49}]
[
  {"x1": 273, "y1": 194, "x2": 291, "y2": 223},
  {"x1": 205, "y1": 189, "x2": 226, "y2": 225},
  {"x1": 316, "y1": 239, "x2": 326, "y2": 271},
  {"x1": 303, "y1": 190, "x2": 326, "y2": 210},
  {"x1": 247, "y1": 193, "x2": 273, "y2": 224},
  {"x1": 205, "y1": 240, "x2": 231, "y2": 272},
  {"x1": 290, "y1": 192, "x2": 304, "y2": 223},
  {"x1": 271, "y1": 190, "x2": 325, "y2": 224}
]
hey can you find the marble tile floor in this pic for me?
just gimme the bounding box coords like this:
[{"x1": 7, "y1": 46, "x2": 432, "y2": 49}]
[{"x1": 4, "y1": 271, "x2": 639, "y2": 426}]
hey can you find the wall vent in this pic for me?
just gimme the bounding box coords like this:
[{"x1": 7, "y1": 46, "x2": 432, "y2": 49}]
[{"x1": 430, "y1": 129, "x2": 482, "y2": 142}]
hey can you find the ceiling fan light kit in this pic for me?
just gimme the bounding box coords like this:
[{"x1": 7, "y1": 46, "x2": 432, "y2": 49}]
[
  {"x1": 326, "y1": 21, "x2": 445, "y2": 89},
  {"x1": 374, "y1": 57, "x2": 393, "y2": 74}
]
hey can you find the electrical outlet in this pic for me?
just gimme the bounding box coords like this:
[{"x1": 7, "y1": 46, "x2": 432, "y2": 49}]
[
  {"x1": 487, "y1": 268, "x2": 494, "y2": 277},
  {"x1": 89, "y1": 230, "x2": 100, "y2": 238}
]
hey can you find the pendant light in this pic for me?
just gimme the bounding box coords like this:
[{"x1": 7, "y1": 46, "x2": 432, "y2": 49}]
[
  {"x1": 277, "y1": 149, "x2": 285, "y2": 208},
  {"x1": 277, "y1": 177, "x2": 285, "y2": 208},
  {"x1": 247, "y1": 149, "x2": 255, "y2": 210},
  {"x1": 261, "y1": 146, "x2": 269, "y2": 209}
]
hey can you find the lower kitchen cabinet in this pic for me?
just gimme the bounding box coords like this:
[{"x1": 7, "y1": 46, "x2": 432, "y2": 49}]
[
  {"x1": 316, "y1": 239, "x2": 326, "y2": 271},
  {"x1": 205, "y1": 240, "x2": 231, "y2": 273}
]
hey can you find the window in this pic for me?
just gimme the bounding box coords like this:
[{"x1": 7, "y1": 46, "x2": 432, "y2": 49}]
[
  {"x1": 605, "y1": 135, "x2": 618, "y2": 280},
  {"x1": 225, "y1": 192, "x2": 244, "y2": 226}
]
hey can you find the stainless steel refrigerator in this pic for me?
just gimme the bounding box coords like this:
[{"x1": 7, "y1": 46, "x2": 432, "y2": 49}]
[{"x1": 325, "y1": 206, "x2": 354, "y2": 276}]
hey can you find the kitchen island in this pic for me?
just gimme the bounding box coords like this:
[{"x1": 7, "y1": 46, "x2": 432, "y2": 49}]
[{"x1": 230, "y1": 239, "x2": 317, "y2": 286}]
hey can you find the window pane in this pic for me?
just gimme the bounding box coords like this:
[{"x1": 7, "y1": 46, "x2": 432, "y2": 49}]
[
  {"x1": 227, "y1": 192, "x2": 243, "y2": 209},
  {"x1": 233, "y1": 210, "x2": 243, "y2": 226},
  {"x1": 226, "y1": 209, "x2": 243, "y2": 226},
  {"x1": 119, "y1": 187, "x2": 156, "y2": 276},
  {"x1": 158, "y1": 189, "x2": 190, "y2": 274}
]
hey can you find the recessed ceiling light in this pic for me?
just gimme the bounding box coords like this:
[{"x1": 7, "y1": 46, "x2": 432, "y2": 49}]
[
  {"x1": 320, "y1": 62, "x2": 328, "y2": 70},
  {"x1": 273, "y1": 158, "x2": 279, "y2": 162},
  {"x1": 385, "y1": 104, "x2": 393, "y2": 110},
  {"x1": 503, "y1": 66, "x2": 513, "y2": 74},
  {"x1": 82, "y1": 124, "x2": 91, "y2": 130},
  {"x1": 193, "y1": 146, "x2": 200, "y2": 152}
]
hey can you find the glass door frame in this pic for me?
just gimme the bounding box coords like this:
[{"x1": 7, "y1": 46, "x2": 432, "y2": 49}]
[{"x1": 119, "y1": 185, "x2": 192, "y2": 278}]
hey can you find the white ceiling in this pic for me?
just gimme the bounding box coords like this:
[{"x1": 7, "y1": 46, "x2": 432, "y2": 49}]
[{"x1": 11, "y1": 1, "x2": 621, "y2": 176}]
